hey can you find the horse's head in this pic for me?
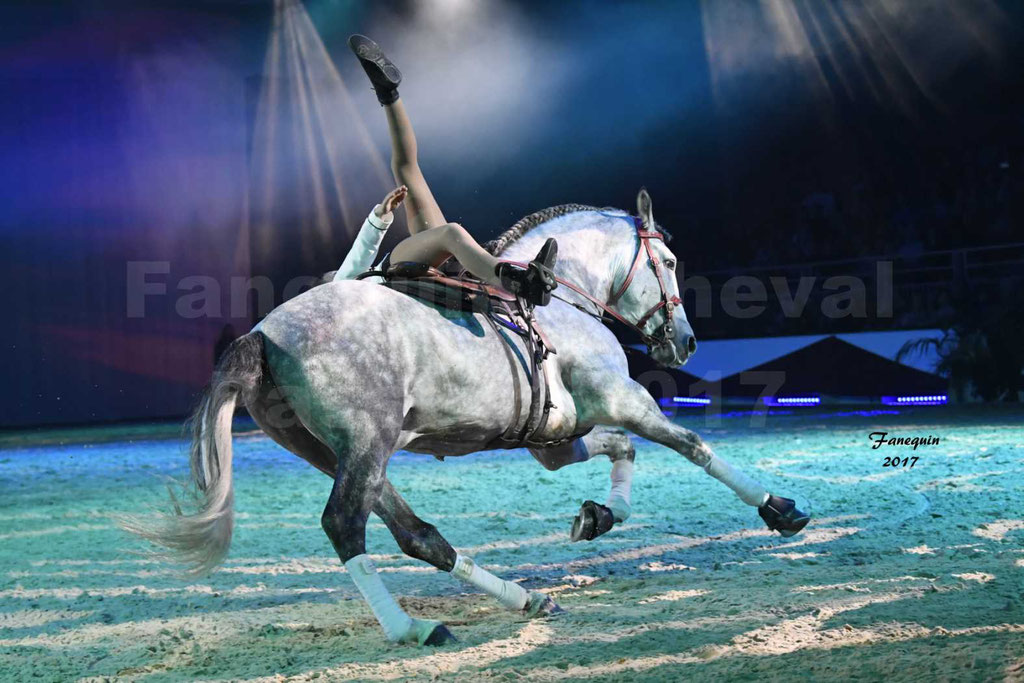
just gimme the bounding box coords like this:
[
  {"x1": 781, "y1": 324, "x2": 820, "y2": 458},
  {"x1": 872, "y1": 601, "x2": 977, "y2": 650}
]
[
  {"x1": 609, "y1": 188, "x2": 696, "y2": 368},
  {"x1": 493, "y1": 191, "x2": 696, "y2": 368}
]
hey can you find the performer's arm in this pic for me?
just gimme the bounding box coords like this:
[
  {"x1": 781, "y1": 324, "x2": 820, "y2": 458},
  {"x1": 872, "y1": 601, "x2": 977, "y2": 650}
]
[{"x1": 334, "y1": 186, "x2": 407, "y2": 281}]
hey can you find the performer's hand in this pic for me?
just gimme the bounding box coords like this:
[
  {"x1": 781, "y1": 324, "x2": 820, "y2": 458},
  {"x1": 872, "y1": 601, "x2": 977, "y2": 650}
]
[{"x1": 375, "y1": 185, "x2": 407, "y2": 219}]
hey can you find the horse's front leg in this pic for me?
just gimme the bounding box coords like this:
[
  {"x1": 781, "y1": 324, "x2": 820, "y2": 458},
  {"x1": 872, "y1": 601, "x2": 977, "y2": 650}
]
[
  {"x1": 600, "y1": 380, "x2": 810, "y2": 537},
  {"x1": 531, "y1": 428, "x2": 637, "y2": 542}
]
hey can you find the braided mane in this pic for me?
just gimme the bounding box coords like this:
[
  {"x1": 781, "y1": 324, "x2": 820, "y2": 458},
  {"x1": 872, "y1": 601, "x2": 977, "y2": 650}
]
[
  {"x1": 484, "y1": 204, "x2": 604, "y2": 255},
  {"x1": 484, "y1": 203, "x2": 671, "y2": 255}
]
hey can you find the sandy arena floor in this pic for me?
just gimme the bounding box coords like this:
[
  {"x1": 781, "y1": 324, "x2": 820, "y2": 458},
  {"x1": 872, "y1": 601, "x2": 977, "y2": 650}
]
[{"x1": 1, "y1": 407, "x2": 1022, "y2": 682}]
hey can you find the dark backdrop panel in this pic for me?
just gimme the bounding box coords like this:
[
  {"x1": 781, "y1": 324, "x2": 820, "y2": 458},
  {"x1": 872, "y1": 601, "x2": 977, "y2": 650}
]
[
  {"x1": 1, "y1": 1, "x2": 1021, "y2": 427},
  {"x1": 0, "y1": 5, "x2": 268, "y2": 427}
]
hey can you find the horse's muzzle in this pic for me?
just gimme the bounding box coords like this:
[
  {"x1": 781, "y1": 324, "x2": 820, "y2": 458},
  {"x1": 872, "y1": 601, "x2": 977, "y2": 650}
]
[
  {"x1": 671, "y1": 331, "x2": 697, "y2": 367},
  {"x1": 671, "y1": 331, "x2": 696, "y2": 366},
  {"x1": 683, "y1": 334, "x2": 697, "y2": 357}
]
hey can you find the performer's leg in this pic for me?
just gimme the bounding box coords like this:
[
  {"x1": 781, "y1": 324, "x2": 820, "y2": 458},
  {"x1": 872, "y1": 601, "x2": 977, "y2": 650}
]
[
  {"x1": 390, "y1": 222, "x2": 501, "y2": 283},
  {"x1": 350, "y1": 34, "x2": 558, "y2": 306},
  {"x1": 348, "y1": 35, "x2": 445, "y2": 234},
  {"x1": 390, "y1": 225, "x2": 559, "y2": 307},
  {"x1": 385, "y1": 99, "x2": 447, "y2": 234}
]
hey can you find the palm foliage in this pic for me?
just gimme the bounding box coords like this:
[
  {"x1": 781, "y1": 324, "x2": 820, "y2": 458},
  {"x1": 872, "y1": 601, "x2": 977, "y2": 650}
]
[{"x1": 898, "y1": 290, "x2": 1023, "y2": 402}]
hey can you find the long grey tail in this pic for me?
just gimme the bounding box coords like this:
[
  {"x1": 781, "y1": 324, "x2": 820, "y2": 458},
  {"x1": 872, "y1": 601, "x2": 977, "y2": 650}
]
[{"x1": 121, "y1": 333, "x2": 263, "y2": 576}]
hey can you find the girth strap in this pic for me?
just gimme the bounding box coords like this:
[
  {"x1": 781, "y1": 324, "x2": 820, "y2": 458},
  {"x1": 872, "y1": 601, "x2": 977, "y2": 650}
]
[
  {"x1": 482, "y1": 309, "x2": 527, "y2": 443},
  {"x1": 484, "y1": 300, "x2": 554, "y2": 449}
]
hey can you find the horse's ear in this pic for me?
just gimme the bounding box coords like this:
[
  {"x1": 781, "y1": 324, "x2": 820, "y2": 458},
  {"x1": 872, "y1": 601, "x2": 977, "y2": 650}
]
[{"x1": 637, "y1": 187, "x2": 654, "y2": 228}]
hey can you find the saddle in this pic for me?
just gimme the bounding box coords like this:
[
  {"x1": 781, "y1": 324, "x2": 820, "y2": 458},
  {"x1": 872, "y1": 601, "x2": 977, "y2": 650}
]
[
  {"x1": 356, "y1": 260, "x2": 585, "y2": 450},
  {"x1": 376, "y1": 260, "x2": 517, "y2": 313}
]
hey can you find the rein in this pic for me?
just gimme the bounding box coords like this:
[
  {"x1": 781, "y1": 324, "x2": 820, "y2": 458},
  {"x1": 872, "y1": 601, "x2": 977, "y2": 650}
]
[{"x1": 505, "y1": 216, "x2": 681, "y2": 350}]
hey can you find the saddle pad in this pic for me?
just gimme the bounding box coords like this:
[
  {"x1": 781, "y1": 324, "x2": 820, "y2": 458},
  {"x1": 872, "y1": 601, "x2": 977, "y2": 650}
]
[
  {"x1": 384, "y1": 278, "x2": 493, "y2": 313},
  {"x1": 383, "y1": 273, "x2": 517, "y2": 313}
]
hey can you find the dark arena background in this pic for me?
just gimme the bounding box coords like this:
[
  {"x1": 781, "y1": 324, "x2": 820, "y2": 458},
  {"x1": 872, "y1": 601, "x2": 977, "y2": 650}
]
[{"x1": 2, "y1": 1, "x2": 1023, "y2": 680}]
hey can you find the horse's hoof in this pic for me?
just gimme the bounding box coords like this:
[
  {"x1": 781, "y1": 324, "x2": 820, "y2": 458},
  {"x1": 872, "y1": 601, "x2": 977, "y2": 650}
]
[
  {"x1": 422, "y1": 624, "x2": 458, "y2": 647},
  {"x1": 758, "y1": 494, "x2": 811, "y2": 537},
  {"x1": 407, "y1": 618, "x2": 457, "y2": 647},
  {"x1": 525, "y1": 591, "x2": 566, "y2": 618},
  {"x1": 570, "y1": 500, "x2": 615, "y2": 542}
]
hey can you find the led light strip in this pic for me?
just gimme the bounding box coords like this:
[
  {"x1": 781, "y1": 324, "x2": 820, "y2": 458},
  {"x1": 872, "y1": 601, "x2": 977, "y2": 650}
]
[
  {"x1": 671, "y1": 396, "x2": 712, "y2": 405},
  {"x1": 764, "y1": 396, "x2": 821, "y2": 406},
  {"x1": 882, "y1": 394, "x2": 948, "y2": 405}
]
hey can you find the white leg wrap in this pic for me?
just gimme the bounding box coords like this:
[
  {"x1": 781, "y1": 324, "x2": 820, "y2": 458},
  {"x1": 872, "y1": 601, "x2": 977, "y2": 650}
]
[
  {"x1": 345, "y1": 554, "x2": 413, "y2": 642},
  {"x1": 704, "y1": 455, "x2": 769, "y2": 507},
  {"x1": 450, "y1": 554, "x2": 528, "y2": 610},
  {"x1": 605, "y1": 458, "x2": 634, "y2": 522}
]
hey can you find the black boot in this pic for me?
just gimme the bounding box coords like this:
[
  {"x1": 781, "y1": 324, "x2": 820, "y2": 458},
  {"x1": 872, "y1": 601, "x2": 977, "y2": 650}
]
[
  {"x1": 758, "y1": 494, "x2": 811, "y2": 537},
  {"x1": 348, "y1": 34, "x2": 402, "y2": 105},
  {"x1": 495, "y1": 238, "x2": 558, "y2": 306}
]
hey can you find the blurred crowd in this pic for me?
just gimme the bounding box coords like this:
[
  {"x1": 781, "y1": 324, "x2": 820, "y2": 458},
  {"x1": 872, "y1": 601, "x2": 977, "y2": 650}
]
[
  {"x1": 684, "y1": 144, "x2": 1022, "y2": 339},
  {"x1": 703, "y1": 144, "x2": 1021, "y2": 270}
]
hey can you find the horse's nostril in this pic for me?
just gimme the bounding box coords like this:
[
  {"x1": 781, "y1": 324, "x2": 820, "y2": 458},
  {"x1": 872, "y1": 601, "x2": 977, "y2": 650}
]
[{"x1": 687, "y1": 336, "x2": 697, "y2": 354}]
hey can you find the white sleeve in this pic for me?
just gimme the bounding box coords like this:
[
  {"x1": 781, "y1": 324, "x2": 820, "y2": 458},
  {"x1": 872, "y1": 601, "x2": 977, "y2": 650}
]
[{"x1": 334, "y1": 206, "x2": 393, "y2": 281}]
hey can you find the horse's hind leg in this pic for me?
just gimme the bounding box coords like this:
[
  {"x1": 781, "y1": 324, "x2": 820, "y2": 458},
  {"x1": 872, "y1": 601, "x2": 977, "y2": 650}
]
[
  {"x1": 375, "y1": 478, "x2": 456, "y2": 571},
  {"x1": 247, "y1": 373, "x2": 337, "y2": 476},
  {"x1": 319, "y1": 436, "x2": 455, "y2": 647},
  {"x1": 375, "y1": 479, "x2": 564, "y2": 618}
]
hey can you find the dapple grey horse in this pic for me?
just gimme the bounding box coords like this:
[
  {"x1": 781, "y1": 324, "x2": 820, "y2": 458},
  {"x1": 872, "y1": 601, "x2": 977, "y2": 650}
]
[{"x1": 127, "y1": 190, "x2": 808, "y2": 646}]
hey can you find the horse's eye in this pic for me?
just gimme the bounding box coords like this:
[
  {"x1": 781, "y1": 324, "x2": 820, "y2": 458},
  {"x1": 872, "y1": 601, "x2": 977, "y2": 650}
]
[{"x1": 664, "y1": 259, "x2": 676, "y2": 271}]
